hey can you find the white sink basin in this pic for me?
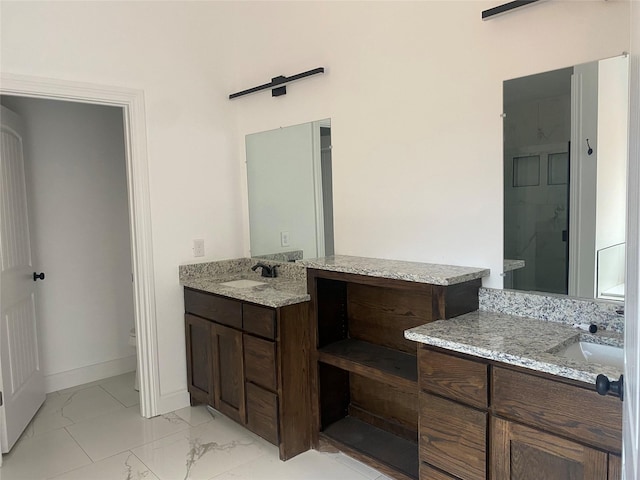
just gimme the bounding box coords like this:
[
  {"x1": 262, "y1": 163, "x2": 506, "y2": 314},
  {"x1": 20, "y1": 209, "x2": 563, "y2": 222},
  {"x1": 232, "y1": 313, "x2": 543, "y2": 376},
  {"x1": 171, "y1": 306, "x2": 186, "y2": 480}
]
[
  {"x1": 558, "y1": 341, "x2": 624, "y2": 370},
  {"x1": 219, "y1": 279, "x2": 266, "y2": 288}
]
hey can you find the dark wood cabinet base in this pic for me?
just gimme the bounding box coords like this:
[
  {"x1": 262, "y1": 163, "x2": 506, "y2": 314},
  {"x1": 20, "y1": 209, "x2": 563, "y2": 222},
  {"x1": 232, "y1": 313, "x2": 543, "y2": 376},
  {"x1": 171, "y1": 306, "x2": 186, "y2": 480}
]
[
  {"x1": 418, "y1": 345, "x2": 623, "y2": 480},
  {"x1": 184, "y1": 287, "x2": 311, "y2": 461}
]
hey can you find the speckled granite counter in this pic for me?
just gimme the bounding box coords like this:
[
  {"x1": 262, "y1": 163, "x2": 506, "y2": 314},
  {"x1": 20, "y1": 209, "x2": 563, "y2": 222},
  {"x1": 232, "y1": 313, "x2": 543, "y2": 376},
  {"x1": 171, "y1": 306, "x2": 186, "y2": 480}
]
[
  {"x1": 503, "y1": 258, "x2": 525, "y2": 272},
  {"x1": 405, "y1": 310, "x2": 623, "y2": 385},
  {"x1": 480, "y1": 287, "x2": 624, "y2": 332},
  {"x1": 299, "y1": 255, "x2": 489, "y2": 286},
  {"x1": 179, "y1": 258, "x2": 309, "y2": 308}
]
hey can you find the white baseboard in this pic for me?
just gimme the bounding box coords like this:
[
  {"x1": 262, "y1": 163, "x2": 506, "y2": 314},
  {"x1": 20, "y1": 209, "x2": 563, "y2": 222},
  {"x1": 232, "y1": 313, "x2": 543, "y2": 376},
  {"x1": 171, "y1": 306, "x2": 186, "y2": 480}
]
[
  {"x1": 44, "y1": 355, "x2": 137, "y2": 393},
  {"x1": 155, "y1": 389, "x2": 191, "y2": 416}
]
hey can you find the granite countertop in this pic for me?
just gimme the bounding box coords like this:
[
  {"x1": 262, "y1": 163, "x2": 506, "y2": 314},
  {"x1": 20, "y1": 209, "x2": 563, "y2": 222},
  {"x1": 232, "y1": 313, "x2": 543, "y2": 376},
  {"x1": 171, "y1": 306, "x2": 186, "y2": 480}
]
[
  {"x1": 405, "y1": 310, "x2": 623, "y2": 385},
  {"x1": 179, "y1": 258, "x2": 310, "y2": 308},
  {"x1": 299, "y1": 255, "x2": 490, "y2": 286},
  {"x1": 503, "y1": 259, "x2": 525, "y2": 272}
]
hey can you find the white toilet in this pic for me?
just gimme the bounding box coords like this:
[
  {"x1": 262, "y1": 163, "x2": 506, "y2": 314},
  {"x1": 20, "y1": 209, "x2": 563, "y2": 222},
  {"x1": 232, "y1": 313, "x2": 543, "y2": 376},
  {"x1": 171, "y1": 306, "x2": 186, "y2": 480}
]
[{"x1": 129, "y1": 327, "x2": 140, "y2": 391}]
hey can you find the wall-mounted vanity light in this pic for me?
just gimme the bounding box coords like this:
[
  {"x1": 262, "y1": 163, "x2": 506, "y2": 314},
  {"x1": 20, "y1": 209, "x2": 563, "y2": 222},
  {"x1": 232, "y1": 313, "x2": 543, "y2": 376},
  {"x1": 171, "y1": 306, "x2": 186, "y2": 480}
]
[
  {"x1": 229, "y1": 67, "x2": 325, "y2": 99},
  {"x1": 482, "y1": 0, "x2": 542, "y2": 20}
]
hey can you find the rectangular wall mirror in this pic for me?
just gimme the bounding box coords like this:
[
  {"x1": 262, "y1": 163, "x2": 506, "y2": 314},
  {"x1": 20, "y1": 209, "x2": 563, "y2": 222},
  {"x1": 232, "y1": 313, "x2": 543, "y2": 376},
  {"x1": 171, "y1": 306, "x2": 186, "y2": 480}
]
[
  {"x1": 246, "y1": 119, "x2": 334, "y2": 261},
  {"x1": 503, "y1": 55, "x2": 629, "y2": 301}
]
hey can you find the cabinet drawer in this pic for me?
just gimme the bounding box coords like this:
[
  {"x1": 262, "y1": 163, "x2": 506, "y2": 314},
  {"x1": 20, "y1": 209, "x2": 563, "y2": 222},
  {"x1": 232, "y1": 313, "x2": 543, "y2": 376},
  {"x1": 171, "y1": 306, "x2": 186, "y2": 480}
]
[
  {"x1": 244, "y1": 334, "x2": 277, "y2": 391},
  {"x1": 420, "y1": 392, "x2": 486, "y2": 480},
  {"x1": 246, "y1": 382, "x2": 279, "y2": 445},
  {"x1": 419, "y1": 347, "x2": 488, "y2": 409},
  {"x1": 492, "y1": 367, "x2": 622, "y2": 453},
  {"x1": 243, "y1": 304, "x2": 276, "y2": 339},
  {"x1": 184, "y1": 289, "x2": 242, "y2": 329},
  {"x1": 420, "y1": 463, "x2": 459, "y2": 480},
  {"x1": 609, "y1": 454, "x2": 622, "y2": 480}
]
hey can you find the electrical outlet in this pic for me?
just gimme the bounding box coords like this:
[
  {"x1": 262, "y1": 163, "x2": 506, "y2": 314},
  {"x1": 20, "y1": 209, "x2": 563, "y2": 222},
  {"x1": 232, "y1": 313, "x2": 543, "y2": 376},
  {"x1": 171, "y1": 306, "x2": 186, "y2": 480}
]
[
  {"x1": 193, "y1": 239, "x2": 205, "y2": 257},
  {"x1": 280, "y1": 231, "x2": 290, "y2": 247}
]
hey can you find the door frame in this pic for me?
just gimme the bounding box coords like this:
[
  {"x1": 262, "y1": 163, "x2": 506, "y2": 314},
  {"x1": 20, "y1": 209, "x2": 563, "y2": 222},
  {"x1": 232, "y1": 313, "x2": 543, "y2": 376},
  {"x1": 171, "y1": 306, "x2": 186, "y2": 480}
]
[
  {"x1": 0, "y1": 73, "x2": 159, "y2": 418},
  {"x1": 624, "y1": 50, "x2": 640, "y2": 479}
]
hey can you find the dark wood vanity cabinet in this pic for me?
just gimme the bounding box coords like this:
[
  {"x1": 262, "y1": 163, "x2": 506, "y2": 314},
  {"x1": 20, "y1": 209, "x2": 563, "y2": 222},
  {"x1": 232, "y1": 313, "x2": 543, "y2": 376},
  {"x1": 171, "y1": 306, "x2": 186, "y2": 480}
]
[
  {"x1": 307, "y1": 269, "x2": 481, "y2": 480},
  {"x1": 418, "y1": 345, "x2": 623, "y2": 480},
  {"x1": 183, "y1": 287, "x2": 311, "y2": 461}
]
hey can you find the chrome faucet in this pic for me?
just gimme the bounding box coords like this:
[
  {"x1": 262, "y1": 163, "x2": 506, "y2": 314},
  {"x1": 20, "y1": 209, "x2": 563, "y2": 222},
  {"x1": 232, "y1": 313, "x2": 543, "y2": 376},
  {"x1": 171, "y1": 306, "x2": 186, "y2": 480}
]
[{"x1": 251, "y1": 262, "x2": 277, "y2": 278}]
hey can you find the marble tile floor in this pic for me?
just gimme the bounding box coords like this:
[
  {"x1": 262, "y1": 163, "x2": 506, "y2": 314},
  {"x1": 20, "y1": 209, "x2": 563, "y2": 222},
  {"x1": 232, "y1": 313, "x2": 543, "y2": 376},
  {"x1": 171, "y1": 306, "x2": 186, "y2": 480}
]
[{"x1": 0, "y1": 373, "x2": 393, "y2": 480}]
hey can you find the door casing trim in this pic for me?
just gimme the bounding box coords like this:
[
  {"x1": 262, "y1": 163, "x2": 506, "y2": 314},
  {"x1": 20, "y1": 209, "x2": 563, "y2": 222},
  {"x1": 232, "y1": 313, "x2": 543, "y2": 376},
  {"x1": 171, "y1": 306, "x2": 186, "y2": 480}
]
[{"x1": 0, "y1": 72, "x2": 159, "y2": 418}]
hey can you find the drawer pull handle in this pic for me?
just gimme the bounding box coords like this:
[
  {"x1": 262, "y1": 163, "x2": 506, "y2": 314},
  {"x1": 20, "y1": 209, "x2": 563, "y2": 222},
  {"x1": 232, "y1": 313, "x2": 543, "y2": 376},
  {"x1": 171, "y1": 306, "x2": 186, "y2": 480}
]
[{"x1": 595, "y1": 374, "x2": 624, "y2": 401}]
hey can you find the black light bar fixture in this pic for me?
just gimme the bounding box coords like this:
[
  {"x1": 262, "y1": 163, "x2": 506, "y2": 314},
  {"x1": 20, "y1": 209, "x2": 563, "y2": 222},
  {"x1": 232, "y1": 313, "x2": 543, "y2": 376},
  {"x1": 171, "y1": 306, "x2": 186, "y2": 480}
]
[
  {"x1": 482, "y1": 0, "x2": 542, "y2": 20},
  {"x1": 229, "y1": 67, "x2": 325, "y2": 99}
]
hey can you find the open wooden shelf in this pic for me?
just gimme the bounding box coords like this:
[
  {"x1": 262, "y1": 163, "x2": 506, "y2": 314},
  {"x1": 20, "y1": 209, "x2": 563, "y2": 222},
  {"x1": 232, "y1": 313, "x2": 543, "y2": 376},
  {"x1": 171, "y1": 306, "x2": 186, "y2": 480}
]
[
  {"x1": 318, "y1": 339, "x2": 417, "y2": 391},
  {"x1": 309, "y1": 268, "x2": 482, "y2": 479},
  {"x1": 321, "y1": 416, "x2": 419, "y2": 480}
]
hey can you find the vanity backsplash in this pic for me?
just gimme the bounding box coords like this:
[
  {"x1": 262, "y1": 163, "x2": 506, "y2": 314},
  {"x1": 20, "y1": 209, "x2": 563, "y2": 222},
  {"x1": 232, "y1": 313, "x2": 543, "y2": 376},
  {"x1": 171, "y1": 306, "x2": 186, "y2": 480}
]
[
  {"x1": 480, "y1": 287, "x2": 624, "y2": 333},
  {"x1": 179, "y1": 257, "x2": 307, "y2": 282},
  {"x1": 253, "y1": 250, "x2": 304, "y2": 263}
]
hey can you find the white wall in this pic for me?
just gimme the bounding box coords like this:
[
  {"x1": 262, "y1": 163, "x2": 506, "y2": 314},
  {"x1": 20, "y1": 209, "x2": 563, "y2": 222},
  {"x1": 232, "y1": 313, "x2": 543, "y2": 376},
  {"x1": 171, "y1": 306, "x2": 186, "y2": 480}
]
[
  {"x1": 0, "y1": 1, "x2": 630, "y2": 413},
  {"x1": 1, "y1": 2, "x2": 244, "y2": 410},
  {"x1": 0, "y1": 97, "x2": 135, "y2": 392},
  {"x1": 232, "y1": 0, "x2": 629, "y2": 278}
]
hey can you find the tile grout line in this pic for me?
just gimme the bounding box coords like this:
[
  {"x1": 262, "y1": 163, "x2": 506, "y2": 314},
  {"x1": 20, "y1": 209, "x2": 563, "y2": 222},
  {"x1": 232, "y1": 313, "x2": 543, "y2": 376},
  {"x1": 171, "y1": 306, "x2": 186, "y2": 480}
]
[
  {"x1": 58, "y1": 425, "x2": 95, "y2": 470},
  {"x1": 125, "y1": 447, "x2": 161, "y2": 478},
  {"x1": 12, "y1": 374, "x2": 389, "y2": 480},
  {"x1": 97, "y1": 383, "x2": 130, "y2": 408},
  {"x1": 57, "y1": 381, "x2": 137, "y2": 463},
  {"x1": 204, "y1": 450, "x2": 272, "y2": 480}
]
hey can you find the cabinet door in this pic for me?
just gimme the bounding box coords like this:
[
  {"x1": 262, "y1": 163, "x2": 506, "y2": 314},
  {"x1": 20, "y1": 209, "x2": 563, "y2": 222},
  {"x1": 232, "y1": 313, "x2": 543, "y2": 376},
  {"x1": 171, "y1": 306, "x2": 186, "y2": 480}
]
[
  {"x1": 212, "y1": 323, "x2": 246, "y2": 424},
  {"x1": 491, "y1": 417, "x2": 608, "y2": 480},
  {"x1": 185, "y1": 314, "x2": 213, "y2": 405}
]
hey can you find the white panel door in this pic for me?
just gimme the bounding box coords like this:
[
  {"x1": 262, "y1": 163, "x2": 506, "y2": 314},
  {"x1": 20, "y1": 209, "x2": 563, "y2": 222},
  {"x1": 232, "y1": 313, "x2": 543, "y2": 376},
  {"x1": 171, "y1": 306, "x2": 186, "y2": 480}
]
[{"x1": 0, "y1": 105, "x2": 45, "y2": 453}]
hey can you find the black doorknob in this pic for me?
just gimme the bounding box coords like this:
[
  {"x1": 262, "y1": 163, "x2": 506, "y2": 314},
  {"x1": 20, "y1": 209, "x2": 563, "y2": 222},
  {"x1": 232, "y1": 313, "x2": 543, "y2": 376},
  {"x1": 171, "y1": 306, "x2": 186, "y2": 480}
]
[
  {"x1": 33, "y1": 272, "x2": 45, "y2": 281},
  {"x1": 595, "y1": 374, "x2": 624, "y2": 401}
]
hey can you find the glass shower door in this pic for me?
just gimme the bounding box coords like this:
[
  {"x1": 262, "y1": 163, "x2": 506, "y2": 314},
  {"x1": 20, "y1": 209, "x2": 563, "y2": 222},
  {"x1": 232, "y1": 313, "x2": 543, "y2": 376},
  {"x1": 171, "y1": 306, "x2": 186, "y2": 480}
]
[{"x1": 504, "y1": 147, "x2": 570, "y2": 294}]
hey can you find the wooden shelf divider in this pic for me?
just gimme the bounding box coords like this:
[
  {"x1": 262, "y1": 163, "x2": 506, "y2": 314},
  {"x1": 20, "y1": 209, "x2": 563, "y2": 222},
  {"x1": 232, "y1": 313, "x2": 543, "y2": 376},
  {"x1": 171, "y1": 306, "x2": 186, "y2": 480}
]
[{"x1": 318, "y1": 339, "x2": 417, "y2": 391}]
